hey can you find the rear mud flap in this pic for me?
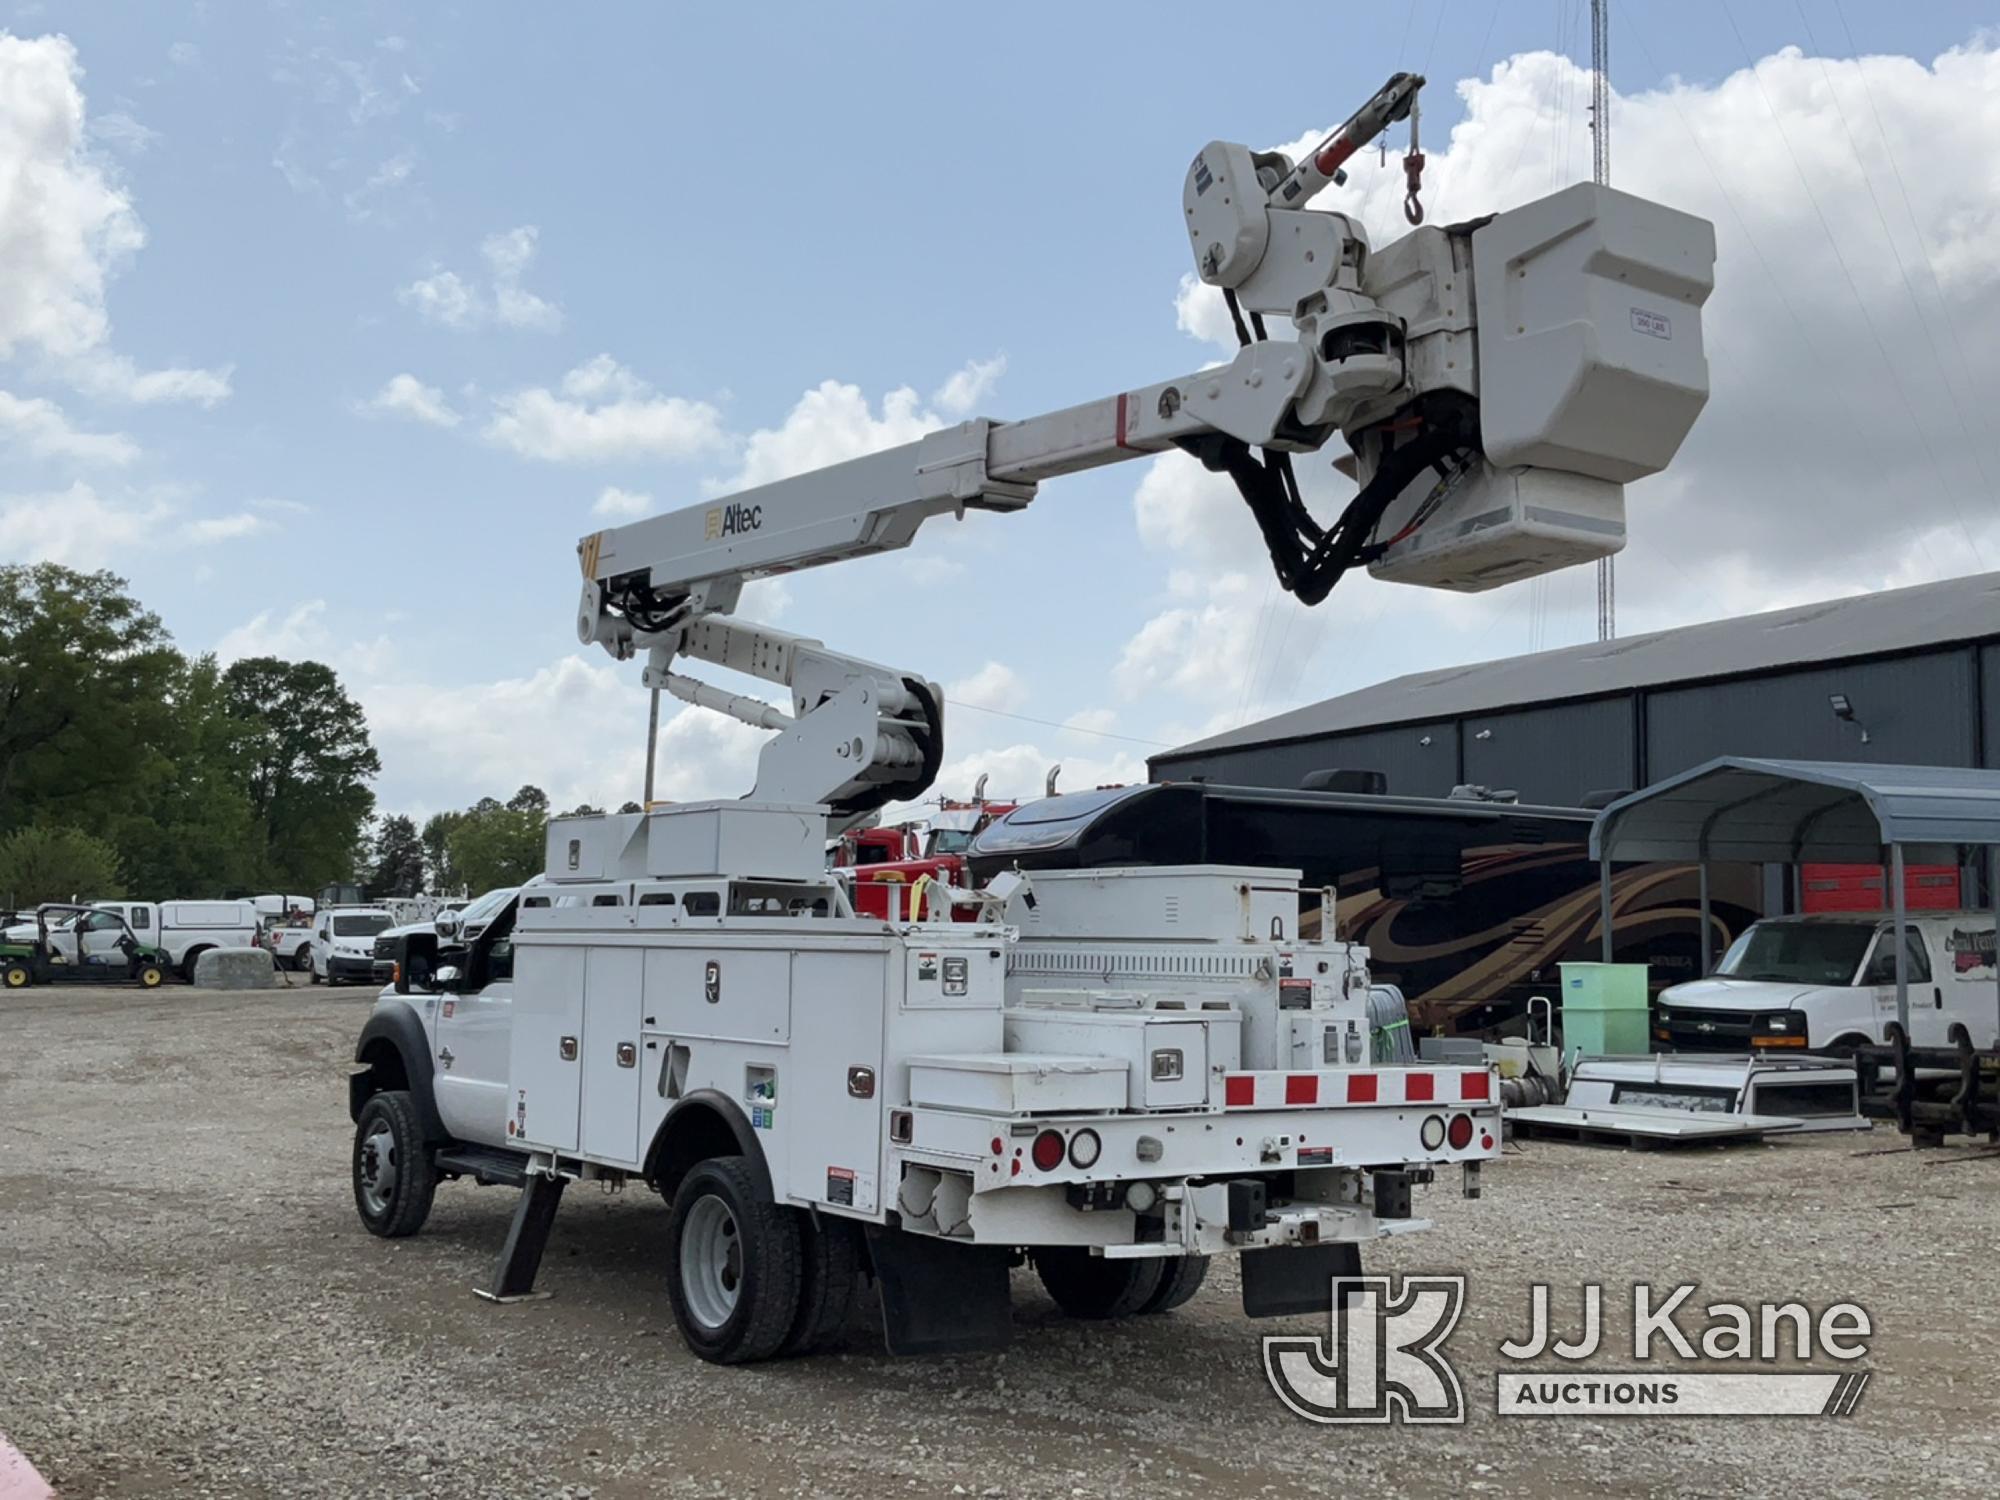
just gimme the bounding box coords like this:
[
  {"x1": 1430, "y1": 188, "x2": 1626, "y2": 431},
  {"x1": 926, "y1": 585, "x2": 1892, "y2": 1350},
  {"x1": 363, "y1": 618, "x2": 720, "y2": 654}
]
[
  {"x1": 864, "y1": 1224, "x2": 1013, "y2": 1355},
  {"x1": 1241, "y1": 1242, "x2": 1361, "y2": 1319}
]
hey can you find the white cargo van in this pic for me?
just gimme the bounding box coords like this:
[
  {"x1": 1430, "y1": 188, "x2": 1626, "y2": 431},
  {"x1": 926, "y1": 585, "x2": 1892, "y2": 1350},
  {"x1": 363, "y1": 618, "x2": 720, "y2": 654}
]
[
  {"x1": 87, "y1": 900, "x2": 260, "y2": 982},
  {"x1": 308, "y1": 906, "x2": 397, "y2": 984},
  {"x1": 1656, "y1": 911, "x2": 1999, "y2": 1053}
]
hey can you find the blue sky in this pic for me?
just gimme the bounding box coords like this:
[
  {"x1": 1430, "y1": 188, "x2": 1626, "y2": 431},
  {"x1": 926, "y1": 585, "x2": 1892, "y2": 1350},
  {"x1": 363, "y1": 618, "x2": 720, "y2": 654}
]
[{"x1": 6, "y1": 3, "x2": 1999, "y2": 818}]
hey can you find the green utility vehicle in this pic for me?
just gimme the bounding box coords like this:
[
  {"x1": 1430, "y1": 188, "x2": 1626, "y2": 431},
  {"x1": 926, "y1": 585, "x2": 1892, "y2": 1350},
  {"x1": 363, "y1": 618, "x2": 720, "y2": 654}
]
[{"x1": 0, "y1": 903, "x2": 171, "y2": 990}]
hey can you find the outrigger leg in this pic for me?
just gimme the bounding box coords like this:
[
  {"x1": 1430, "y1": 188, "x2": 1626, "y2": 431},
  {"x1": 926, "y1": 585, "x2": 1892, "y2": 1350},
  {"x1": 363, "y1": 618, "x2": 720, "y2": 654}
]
[{"x1": 477, "y1": 1167, "x2": 566, "y2": 1303}]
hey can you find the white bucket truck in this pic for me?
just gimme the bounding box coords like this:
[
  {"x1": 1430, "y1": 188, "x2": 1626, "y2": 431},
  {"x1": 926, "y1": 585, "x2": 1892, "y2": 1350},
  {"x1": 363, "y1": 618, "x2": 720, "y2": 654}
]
[
  {"x1": 346, "y1": 71, "x2": 1712, "y2": 1360},
  {"x1": 352, "y1": 801, "x2": 1500, "y2": 1361}
]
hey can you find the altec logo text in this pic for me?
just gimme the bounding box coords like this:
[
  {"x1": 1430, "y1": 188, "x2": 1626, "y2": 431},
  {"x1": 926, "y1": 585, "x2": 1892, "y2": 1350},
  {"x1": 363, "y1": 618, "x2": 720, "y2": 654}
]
[{"x1": 705, "y1": 502, "x2": 762, "y2": 540}]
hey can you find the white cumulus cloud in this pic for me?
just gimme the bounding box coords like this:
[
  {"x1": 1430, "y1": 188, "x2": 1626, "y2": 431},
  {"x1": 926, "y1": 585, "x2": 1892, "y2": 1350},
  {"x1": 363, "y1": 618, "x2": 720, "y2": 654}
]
[
  {"x1": 397, "y1": 224, "x2": 561, "y2": 331},
  {"x1": 359, "y1": 372, "x2": 460, "y2": 427},
  {"x1": 484, "y1": 356, "x2": 726, "y2": 463},
  {"x1": 0, "y1": 33, "x2": 230, "y2": 403},
  {"x1": 592, "y1": 486, "x2": 653, "y2": 519}
]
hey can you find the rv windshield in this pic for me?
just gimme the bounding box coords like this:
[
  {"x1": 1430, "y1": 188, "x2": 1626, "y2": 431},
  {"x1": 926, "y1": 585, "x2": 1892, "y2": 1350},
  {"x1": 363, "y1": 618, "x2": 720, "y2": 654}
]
[{"x1": 1713, "y1": 922, "x2": 1875, "y2": 987}]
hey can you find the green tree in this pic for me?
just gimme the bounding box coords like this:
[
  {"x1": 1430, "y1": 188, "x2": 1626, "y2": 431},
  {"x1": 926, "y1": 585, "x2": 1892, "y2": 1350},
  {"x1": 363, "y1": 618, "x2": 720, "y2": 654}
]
[
  {"x1": 420, "y1": 811, "x2": 465, "y2": 893},
  {"x1": 617, "y1": 801, "x2": 643, "y2": 814},
  {"x1": 446, "y1": 804, "x2": 547, "y2": 891},
  {"x1": 220, "y1": 657, "x2": 380, "y2": 891},
  {"x1": 507, "y1": 785, "x2": 549, "y2": 814},
  {"x1": 0, "y1": 825, "x2": 124, "y2": 907},
  {"x1": 112, "y1": 655, "x2": 264, "y2": 898},
  {"x1": 370, "y1": 814, "x2": 426, "y2": 897},
  {"x1": 0, "y1": 564, "x2": 180, "y2": 838}
]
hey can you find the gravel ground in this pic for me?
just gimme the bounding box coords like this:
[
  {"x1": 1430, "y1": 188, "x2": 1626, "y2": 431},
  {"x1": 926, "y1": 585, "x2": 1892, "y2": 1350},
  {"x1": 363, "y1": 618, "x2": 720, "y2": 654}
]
[{"x1": 3, "y1": 983, "x2": 1997, "y2": 1499}]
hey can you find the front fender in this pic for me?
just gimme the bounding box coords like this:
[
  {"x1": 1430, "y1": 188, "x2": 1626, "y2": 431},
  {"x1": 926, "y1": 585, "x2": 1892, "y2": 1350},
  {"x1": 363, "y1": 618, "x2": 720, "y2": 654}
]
[{"x1": 350, "y1": 1002, "x2": 450, "y2": 1143}]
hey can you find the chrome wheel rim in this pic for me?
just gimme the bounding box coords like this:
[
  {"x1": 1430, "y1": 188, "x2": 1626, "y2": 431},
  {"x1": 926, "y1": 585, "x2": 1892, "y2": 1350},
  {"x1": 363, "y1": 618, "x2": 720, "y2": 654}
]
[
  {"x1": 358, "y1": 1118, "x2": 398, "y2": 1216},
  {"x1": 679, "y1": 1195, "x2": 743, "y2": 1331}
]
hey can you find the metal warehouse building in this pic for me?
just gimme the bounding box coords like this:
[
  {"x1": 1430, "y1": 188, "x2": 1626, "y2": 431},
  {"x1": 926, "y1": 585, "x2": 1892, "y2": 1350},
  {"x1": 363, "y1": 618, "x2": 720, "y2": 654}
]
[{"x1": 1151, "y1": 570, "x2": 2000, "y2": 807}]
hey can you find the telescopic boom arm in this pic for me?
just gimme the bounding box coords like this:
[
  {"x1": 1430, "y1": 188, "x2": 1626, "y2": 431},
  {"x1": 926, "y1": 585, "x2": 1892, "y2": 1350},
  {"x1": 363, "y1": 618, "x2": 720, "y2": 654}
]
[{"x1": 575, "y1": 76, "x2": 1717, "y2": 824}]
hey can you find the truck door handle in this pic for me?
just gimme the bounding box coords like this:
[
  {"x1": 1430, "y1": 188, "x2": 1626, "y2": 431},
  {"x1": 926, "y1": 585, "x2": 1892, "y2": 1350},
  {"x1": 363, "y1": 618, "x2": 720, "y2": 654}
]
[
  {"x1": 559, "y1": 1035, "x2": 578, "y2": 1061},
  {"x1": 616, "y1": 1042, "x2": 637, "y2": 1068},
  {"x1": 1935, "y1": 987, "x2": 1944, "y2": 1009}
]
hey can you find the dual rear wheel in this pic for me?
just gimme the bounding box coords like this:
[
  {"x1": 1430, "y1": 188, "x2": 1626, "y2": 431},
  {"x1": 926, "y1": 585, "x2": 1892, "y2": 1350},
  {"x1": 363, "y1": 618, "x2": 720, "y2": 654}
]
[
  {"x1": 665, "y1": 1156, "x2": 861, "y2": 1364},
  {"x1": 1033, "y1": 1246, "x2": 1208, "y2": 1319}
]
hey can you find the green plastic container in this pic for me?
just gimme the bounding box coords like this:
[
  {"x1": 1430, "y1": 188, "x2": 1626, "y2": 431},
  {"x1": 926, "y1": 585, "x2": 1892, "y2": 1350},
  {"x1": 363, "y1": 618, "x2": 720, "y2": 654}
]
[{"x1": 1558, "y1": 962, "x2": 1651, "y2": 1060}]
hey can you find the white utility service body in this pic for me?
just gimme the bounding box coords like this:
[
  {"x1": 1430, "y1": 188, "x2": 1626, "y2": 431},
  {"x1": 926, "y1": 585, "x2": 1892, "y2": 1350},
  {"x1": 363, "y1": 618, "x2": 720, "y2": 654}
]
[
  {"x1": 359, "y1": 800, "x2": 1500, "y2": 1358},
  {"x1": 499, "y1": 811, "x2": 1495, "y2": 1242},
  {"x1": 1656, "y1": 912, "x2": 2000, "y2": 1052}
]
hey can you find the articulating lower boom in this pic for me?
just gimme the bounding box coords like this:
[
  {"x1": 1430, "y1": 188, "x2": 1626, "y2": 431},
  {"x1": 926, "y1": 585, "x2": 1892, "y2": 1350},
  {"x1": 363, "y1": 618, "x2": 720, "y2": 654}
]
[{"x1": 575, "y1": 76, "x2": 1717, "y2": 822}]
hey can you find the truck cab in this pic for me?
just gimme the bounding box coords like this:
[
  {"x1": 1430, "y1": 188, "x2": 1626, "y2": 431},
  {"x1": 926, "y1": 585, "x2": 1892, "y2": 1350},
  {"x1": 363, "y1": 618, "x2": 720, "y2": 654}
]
[{"x1": 1656, "y1": 911, "x2": 1999, "y2": 1052}]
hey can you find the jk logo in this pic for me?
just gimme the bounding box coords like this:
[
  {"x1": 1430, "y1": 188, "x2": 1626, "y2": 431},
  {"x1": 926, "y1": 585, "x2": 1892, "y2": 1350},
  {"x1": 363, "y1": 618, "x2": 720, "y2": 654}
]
[{"x1": 1263, "y1": 1276, "x2": 1467, "y2": 1424}]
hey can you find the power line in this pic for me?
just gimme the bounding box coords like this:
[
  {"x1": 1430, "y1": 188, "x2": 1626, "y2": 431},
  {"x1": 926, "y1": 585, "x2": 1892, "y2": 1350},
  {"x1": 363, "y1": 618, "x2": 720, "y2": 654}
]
[
  {"x1": 1619, "y1": 9, "x2": 1949, "y2": 578},
  {"x1": 1591, "y1": 0, "x2": 1614, "y2": 642},
  {"x1": 945, "y1": 698, "x2": 1170, "y2": 748},
  {"x1": 1716, "y1": 0, "x2": 1986, "y2": 565}
]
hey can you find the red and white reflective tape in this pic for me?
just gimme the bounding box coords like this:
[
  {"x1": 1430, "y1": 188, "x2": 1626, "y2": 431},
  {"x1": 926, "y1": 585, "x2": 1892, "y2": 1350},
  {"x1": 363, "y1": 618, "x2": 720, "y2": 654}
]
[{"x1": 1222, "y1": 1067, "x2": 1493, "y2": 1110}]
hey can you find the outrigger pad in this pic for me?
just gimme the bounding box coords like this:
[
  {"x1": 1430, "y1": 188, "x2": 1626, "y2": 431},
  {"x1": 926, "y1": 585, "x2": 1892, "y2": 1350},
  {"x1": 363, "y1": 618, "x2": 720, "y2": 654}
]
[
  {"x1": 1241, "y1": 1242, "x2": 1362, "y2": 1319},
  {"x1": 864, "y1": 1224, "x2": 1013, "y2": 1355}
]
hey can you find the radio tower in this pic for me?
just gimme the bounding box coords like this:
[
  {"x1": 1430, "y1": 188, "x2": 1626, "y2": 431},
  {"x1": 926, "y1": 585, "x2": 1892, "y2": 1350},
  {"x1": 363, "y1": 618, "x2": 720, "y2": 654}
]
[{"x1": 1590, "y1": 0, "x2": 1614, "y2": 641}]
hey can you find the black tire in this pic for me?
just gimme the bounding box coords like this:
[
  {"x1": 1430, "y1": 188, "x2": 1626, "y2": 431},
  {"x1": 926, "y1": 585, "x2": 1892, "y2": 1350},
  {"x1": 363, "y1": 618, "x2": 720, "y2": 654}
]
[
  {"x1": 783, "y1": 1213, "x2": 862, "y2": 1356},
  {"x1": 665, "y1": 1156, "x2": 802, "y2": 1365},
  {"x1": 1136, "y1": 1255, "x2": 1209, "y2": 1314},
  {"x1": 292, "y1": 947, "x2": 312, "y2": 973},
  {"x1": 352, "y1": 1089, "x2": 437, "y2": 1238},
  {"x1": 308, "y1": 951, "x2": 322, "y2": 986},
  {"x1": 2, "y1": 960, "x2": 31, "y2": 991},
  {"x1": 180, "y1": 947, "x2": 210, "y2": 985},
  {"x1": 135, "y1": 961, "x2": 166, "y2": 989},
  {"x1": 1034, "y1": 1247, "x2": 1167, "y2": 1320}
]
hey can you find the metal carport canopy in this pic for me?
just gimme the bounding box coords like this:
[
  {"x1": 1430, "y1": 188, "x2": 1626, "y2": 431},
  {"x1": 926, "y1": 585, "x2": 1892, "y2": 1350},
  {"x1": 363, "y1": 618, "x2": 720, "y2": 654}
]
[
  {"x1": 1586, "y1": 756, "x2": 2000, "y2": 1038},
  {"x1": 1589, "y1": 757, "x2": 2000, "y2": 864}
]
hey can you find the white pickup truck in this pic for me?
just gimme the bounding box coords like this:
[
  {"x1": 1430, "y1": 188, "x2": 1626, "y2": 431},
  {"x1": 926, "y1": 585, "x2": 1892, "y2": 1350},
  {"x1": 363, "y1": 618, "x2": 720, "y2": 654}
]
[
  {"x1": 30, "y1": 900, "x2": 262, "y2": 983},
  {"x1": 1655, "y1": 911, "x2": 1999, "y2": 1053}
]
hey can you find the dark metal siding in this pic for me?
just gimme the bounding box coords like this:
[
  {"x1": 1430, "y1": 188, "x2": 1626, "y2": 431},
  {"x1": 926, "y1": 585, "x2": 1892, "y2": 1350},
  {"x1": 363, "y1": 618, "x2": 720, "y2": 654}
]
[
  {"x1": 1461, "y1": 697, "x2": 1636, "y2": 805},
  {"x1": 1159, "y1": 721, "x2": 1462, "y2": 798},
  {"x1": 1644, "y1": 649, "x2": 1979, "y2": 782},
  {"x1": 1983, "y1": 645, "x2": 1999, "y2": 769}
]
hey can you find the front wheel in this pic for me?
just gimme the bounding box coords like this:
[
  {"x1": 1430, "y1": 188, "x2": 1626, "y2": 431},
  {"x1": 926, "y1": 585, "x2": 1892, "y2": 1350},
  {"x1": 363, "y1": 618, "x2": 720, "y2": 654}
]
[
  {"x1": 1034, "y1": 1247, "x2": 1167, "y2": 1320},
  {"x1": 291, "y1": 946, "x2": 312, "y2": 973},
  {"x1": 353, "y1": 1090, "x2": 436, "y2": 1238},
  {"x1": 307, "y1": 951, "x2": 322, "y2": 985},
  {"x1": 136, "y1": 961, "x2": 165, "y2": 989},
  {"x1": 665, "y1": 1156, "x2": 803, "y2": 1364},
  {"x1": 2, "y1": 960, "x2": 30, "y2": 990}
]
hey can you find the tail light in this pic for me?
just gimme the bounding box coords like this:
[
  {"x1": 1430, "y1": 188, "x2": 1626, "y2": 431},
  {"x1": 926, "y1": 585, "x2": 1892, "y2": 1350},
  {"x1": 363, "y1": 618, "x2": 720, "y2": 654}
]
[
  {"x1": 1068, "y1": 1128, "x2": 1102, "y2": 1169},
  {"x1": 1030, "y1": 1130, "x2": 1066, "y2": 1171},
  {"x1": 1419, "y1": 1115, "x2": 1446, "y2": 1151},
  {"x1": 1446, "y1": 1113, "x2": 1474, "y2": 1150}
]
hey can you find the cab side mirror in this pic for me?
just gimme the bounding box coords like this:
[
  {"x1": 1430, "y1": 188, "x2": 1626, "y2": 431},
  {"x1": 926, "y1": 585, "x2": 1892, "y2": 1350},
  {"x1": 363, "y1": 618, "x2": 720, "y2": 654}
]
[{"x1": 395, "y1": 931, "x2": 442, "y2": 994}]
